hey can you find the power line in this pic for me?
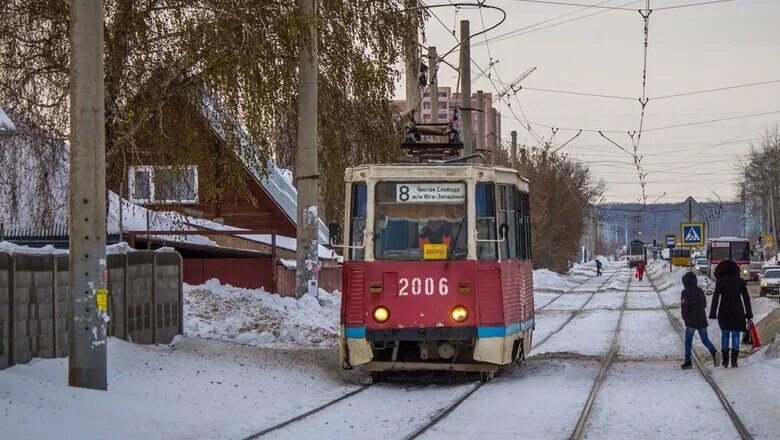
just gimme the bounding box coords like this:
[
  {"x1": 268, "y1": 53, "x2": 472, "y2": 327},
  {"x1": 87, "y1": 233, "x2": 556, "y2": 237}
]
[
  {"x1": 503, "y1": 0, "x2": 637, "y2": 10},
  {"x1": 642, "y1": 110, "x2": 780, "y2": 132},
  {"x1": 654, "y1": 0, "x2": 736, "y2": 11},
  {"x1": 518, "y1": 86, "x2": 635, "y2": 101},
  {"x1": 653, "y1": 79, "x2": 780, "y2": 100},
  {"x1": 477, "y1": 0, "x2": 644, "y2": 46}
]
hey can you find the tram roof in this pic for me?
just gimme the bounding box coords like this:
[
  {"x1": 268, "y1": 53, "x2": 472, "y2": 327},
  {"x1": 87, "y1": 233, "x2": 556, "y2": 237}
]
[{"x1": 347, "y1": 162, "x2": 529, "y2": 183}]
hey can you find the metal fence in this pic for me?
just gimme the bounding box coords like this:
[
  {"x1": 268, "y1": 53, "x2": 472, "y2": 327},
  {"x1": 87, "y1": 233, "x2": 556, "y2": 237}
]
[{"x1": 0, "y1": 249, "x2": 182, "y2": 370}]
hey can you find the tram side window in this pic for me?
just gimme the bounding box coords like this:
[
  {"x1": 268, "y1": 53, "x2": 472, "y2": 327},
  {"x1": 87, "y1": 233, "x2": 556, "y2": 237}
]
[
  {"x1": 497, "y1": 184, "x2": 519, "y2": 260},
  {"x1": 515, "y1": 188, "x2": 531, "y2": 260},
  {"x1": 349, "y1": 183, "x2": 367, "y2": 260},
  {"x1": 476, "y1": 182, "x2": 497, "y2": 260}
]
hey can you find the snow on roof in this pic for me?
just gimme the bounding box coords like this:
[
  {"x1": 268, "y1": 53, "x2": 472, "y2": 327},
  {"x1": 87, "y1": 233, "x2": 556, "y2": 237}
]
[
  {"x1": 199, "y1": 91, "x2": 330, "y2": 244},
  {"x1": 0, "y1": 107, "x2": 15, "y2": 135},
  {"x1": 108, "y1": 192, "x2": 337, "y2": 260}
]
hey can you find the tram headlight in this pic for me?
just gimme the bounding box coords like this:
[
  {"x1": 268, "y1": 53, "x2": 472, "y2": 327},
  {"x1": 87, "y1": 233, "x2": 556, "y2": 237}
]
[
  {"x1": 450, "y1": 305, "x2": 469, "y2": 323},
  {"x1": 373, "y1": 306, "x2": 390, "y2": 323}
]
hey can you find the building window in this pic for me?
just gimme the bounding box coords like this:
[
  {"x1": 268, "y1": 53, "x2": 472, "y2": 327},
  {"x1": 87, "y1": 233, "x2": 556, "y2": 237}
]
[
  {"x1": 128, "y1": 165, "x2": 198, "y2": 204},
  {"x1": 423, "y1": 101, "x2": 430, "y2": 109},
  {"x1": 438, "y1": 92, "x2": 447, "y2": 97}
]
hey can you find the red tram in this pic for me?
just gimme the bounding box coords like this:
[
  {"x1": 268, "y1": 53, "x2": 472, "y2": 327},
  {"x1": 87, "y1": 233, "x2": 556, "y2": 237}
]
[{"x1": 336, "y1": 162, "x2": 534, "y2": 379}]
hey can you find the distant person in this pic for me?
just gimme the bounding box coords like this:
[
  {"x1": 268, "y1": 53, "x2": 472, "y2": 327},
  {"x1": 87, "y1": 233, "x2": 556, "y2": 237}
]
[
  {"x1": 595, "y1": 259, "x2": 603, "y2": 276},
  {"x1": 709, "y1": 260, "x2": 753, "y2": 368},
  {"x1": 635, "y1": 260, "x2": 646, "y2": 281},
  {"x1": 680, "y1": 272, "x2": 718, "y2": 369}
]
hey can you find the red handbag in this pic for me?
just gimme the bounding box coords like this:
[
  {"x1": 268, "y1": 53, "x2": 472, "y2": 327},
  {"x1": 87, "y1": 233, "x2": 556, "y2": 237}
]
[{"x1": 749, "y1": 321, "x2": 762, "y2": 348}]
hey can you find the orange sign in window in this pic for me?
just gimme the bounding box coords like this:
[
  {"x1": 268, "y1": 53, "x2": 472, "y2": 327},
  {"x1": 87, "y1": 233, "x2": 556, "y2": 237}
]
[{"x1": 423, "y1": 244, "x2": 448, "y2": 260}]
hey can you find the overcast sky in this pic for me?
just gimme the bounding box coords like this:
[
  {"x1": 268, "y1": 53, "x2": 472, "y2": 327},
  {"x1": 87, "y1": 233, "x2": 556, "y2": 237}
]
[{"x1": 397, "y1": 0, "x2": 780, "y2": 204}]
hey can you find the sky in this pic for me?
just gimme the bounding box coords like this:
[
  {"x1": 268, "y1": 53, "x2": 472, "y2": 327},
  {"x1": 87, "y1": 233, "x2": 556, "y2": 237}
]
[{"x1": 396, "y1": 0, "x2": 780, "y2": 204}]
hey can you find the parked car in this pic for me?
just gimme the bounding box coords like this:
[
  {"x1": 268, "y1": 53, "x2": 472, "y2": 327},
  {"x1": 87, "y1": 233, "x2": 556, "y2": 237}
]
[
  {"x1": 748, "y1": 261, "x2": 763, "y2": 282},
  {"x1": 695, "y1": 258, "x2": 709, "y2": 272},
  {"x1": 760, "y1": 269, "x2": 780, "y2": 296}
]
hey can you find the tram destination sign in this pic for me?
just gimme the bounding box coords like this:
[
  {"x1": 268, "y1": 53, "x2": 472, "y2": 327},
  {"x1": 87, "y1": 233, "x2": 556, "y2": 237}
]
[{"x1": 396, "y1": 183, "x2": 465, "y2": 203}]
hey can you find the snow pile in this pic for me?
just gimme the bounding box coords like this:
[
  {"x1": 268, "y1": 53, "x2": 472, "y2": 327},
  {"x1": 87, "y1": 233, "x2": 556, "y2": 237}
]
[
  {"x1": 533, "y1": 269, "x2": 572, "y2": 292},
  {"x1": 184, "y1": 279, "x2": 341, "y2": 348},
  {"x1": 1, "y1": 240, "x2": 139, "y2": 255}
]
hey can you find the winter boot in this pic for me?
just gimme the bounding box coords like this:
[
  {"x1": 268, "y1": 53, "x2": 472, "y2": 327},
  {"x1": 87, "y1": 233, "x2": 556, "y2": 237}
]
[
  {"x1": 730, "y1": 350, "x2": 739, "y2": 368},
  {"x1": 711, "y1": 351, "x2": 719, "y2": 367},
  {"x1": 680, "y1": 361, "x2": 693, "y2": 370},
  {"x1": 721, "y1": 350, "x2": 730, "y2": 368}
]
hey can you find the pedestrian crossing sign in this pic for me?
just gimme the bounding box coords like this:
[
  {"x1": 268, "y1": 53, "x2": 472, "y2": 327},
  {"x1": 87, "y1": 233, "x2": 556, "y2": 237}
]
[{"x1": 680, "y1": 223, "x2": 705, "y2": 246}]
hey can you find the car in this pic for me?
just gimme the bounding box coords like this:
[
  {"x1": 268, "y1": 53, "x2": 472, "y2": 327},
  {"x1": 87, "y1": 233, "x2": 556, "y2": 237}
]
[
  {"x1": 748, "y1": 261, "x2": 763, "y2": 282},
  {"x1": 760, "y1": 265, "x2": 780, "y2": 280},
  {"x1": 695, "y1": 258, "x2": 708, "y2": 272},
  {"x1": 760, "y1": 269, "x2": 780, "y2": 296}
]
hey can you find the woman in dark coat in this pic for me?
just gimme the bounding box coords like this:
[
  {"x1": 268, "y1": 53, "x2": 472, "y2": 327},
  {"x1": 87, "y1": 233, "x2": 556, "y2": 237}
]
[
  {"x1": 709, "y1": 260, "x2": 753, "y2": 368},
  {"x1": 680, "y1": 271, "x2": 718, "y2": 369}
]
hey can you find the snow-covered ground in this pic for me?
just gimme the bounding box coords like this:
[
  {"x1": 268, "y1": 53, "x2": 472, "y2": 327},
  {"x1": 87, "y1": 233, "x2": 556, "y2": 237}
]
[{"x1": 2, "y1": 259, "x2": 779, "y2": 439}]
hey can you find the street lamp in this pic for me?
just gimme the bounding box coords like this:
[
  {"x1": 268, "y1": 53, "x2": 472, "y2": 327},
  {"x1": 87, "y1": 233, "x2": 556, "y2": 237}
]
[{"x1": 0, "y1": 107, "x2": 16, "y2": 137}]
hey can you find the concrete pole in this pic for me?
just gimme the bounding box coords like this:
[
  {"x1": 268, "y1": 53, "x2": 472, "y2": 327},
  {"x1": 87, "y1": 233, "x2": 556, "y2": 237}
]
[
  {"x1": 404, "y1": 0, "x2": 420, "y2": 122},
  {"x1": 771, "y1": 187, "x2": 779, "y2": 259},
  {"x1": 487, "y1": 105, "x2": 497, "y2": 164},
  {"x1": 476, "y1": 90, "x2": 485, "y2": 156},
  {"x1": 428, "y1": 46, "x2": 438, "y2": 124},
  {"x1": 295, "y1": 0, "x2": 319, "y2": 298},
  {"x1": 510, "y1": 130, "x2": 517, "y2": 169},
  {"x1": 459, "y1": 20, "x2": 472, "y2": 155},
  {"x1": 68, "y1": 0, "x2": 107, "y2": 390}
]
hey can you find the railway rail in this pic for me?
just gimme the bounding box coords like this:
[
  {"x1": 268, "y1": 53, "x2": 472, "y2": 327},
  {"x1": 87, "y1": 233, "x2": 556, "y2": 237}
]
[
  {"x1": 241, "y1": 385, "x2": 372, "y2": 439},
  {"x1": 648, "y1": 273, "x2": 753, "y2": 440},
  {"x1": 406, "y1": 265, "x2": 626, "y2": 439},
  {"x1": 569, "y1": 272, "x2": 631, "y2": 439},
  {"x1": 532, "y1": 267, "x2": 624, "y2": 350}
]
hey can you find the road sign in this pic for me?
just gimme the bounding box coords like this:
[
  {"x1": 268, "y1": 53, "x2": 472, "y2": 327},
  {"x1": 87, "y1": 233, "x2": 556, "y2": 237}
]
[
  {"x1": 679, "y1": 196, "x2": 700, "y2": 220},
  {"x1": 665, "y1": 234, "x2": 676, "y2": 248},
  {"x1": 764, "y1": 234, "x2": 774, "y2": 247},
  {"x1": 681, "y1": 222, "x2": 705, "y2": 246}
]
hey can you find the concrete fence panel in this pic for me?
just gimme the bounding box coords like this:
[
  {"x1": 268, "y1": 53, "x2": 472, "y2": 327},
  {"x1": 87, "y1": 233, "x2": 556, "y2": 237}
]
[
  {"x1": 0, "y1": 253, "x2": 10, "y2": 369},
  {"x1": 0, "y1": 249, "x2": 182, "y2": 370}
]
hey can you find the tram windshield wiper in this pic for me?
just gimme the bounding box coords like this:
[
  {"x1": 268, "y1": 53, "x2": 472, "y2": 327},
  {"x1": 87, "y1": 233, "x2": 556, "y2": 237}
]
[{"x1": 445, "y1": 216, "x2": 466, "y2": 267}]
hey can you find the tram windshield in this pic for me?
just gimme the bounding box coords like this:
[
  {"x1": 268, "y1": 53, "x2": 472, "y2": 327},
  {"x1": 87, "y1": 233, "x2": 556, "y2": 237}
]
[
  {"x1": 731, "y1": 241, "x2": 750, "y2": 261},
  {"x1": 373, "y1": 181, "x2": 468, "y2": 261}
]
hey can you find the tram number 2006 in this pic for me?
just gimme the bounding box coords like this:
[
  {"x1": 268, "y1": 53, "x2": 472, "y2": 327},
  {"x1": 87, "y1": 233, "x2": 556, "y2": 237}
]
[{"x1": 398, "y1": 277, "x2": 448, "y2": 296}]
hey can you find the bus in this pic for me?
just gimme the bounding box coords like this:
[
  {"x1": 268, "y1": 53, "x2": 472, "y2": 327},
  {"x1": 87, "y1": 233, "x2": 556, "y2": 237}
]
[
  {"x1": 670, "y1": 248, "x2": 691, "y2": 267},
  {"x1": 706, "y1": 237, "x2": 751, "y2": 279}
]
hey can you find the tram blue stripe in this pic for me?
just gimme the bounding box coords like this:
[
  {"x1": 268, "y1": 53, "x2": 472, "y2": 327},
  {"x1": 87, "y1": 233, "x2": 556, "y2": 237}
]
[
  {"x1": 345, "y1": 326, "x2": 366, "y2": 339},
  {"x1": 477, "y1": 318, "x2": 535, "y2": 338}
]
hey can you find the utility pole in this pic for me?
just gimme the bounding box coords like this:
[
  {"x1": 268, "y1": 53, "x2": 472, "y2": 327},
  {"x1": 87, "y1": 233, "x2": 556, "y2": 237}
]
[
  {"x1": 510, "y1": 130, "x2": 517, "y2": 169},
  {"x1": 295, "y1": 0, "x2": 319, "y2": 298},
  {"x1": 405, "y1": 0, "x2": 421, "y2": 122},
  {"x1": 69, "y1": 0, "x2": 107, "y2": 390},
  {"x1": 459, "y1": 20, "x2": 472, "y2": 155},
  {"x1": 771, "y1": 187, "x2": 779, "y2": 259},
  {"x1": 476, "y1": 90, "x2": 485, "y2": 158},
  {"x1": 428, "y1": 46, "x2": 438, "y2": 124}
]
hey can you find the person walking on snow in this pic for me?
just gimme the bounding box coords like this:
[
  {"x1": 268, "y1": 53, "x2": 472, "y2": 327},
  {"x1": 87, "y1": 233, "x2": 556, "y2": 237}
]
[
  {"x1": 709, "y1": 260, "x2": 753, "y2": 368},
  {"x1": 635, "y1": 260, "x2": 646, "y2": 281},
  {"x1": 595, "y1": 259, "x2": 603, "y2": 276},
  {"x1": 680, "y1": 272, "x2": 718, "y2": 369}
]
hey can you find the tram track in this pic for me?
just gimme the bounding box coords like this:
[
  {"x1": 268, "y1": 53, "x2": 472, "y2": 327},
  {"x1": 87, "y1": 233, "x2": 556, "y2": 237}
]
[
  {"x1": 404, "y1": 268, "x2": 625, "y2": 440},
  {"x1": 535, "y1": 275, "x2": 595, "y2": 311},
  {"x1": 531, "y1": 267, "x2": 624, "y2": 351},
  {"x1": 647, "y1": 272, "x2": 753, "y2": 440},
  {"x1": 241, "y1": 385, "x2": 372, "y2": 439},
  {"x1": 569, "y1": 272, "x2": 631, "y2": 439}
]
